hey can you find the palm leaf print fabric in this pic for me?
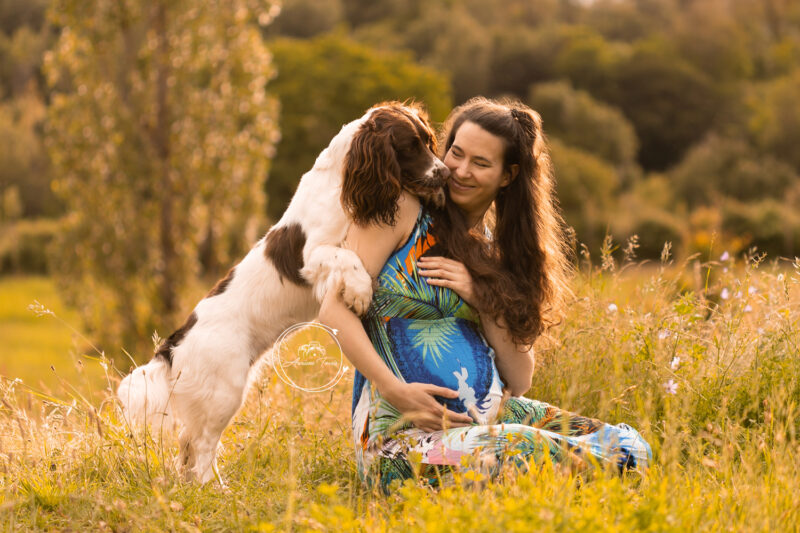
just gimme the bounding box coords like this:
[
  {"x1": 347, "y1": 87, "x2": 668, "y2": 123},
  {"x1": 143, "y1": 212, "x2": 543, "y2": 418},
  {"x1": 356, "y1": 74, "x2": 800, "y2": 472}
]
[{"x1": 351, "y1": 208, "x2": 651, "y2": 491}]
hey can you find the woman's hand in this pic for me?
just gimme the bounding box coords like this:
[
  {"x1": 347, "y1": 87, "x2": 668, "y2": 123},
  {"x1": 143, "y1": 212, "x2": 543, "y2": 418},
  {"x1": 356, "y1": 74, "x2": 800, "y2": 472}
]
[
  {"x1": 417, "y1": 256, "x2": 477, "y2": 308},
  {"x1": 381, "y1": 380, "x2": 474, "y2": 432}
]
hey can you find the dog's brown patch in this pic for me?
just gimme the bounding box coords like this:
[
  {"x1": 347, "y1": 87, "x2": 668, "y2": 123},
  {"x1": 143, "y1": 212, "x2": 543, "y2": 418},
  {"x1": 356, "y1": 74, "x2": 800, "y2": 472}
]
[
  {"x1": 264, "y1": 223, "x2": 308, "y2": 286},
  {"x1": 155, "y1": 311, "x2": 198, "y2": 365},
  {"x1": 206, "y1": 266, "x2": 236, "y2": 298}
]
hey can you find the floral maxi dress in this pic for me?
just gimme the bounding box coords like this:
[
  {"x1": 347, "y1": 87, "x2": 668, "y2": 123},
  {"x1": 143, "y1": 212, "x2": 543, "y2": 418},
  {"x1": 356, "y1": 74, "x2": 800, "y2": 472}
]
[{"x1": 351, "y1": 208, "x2": 652, "y2": 490}]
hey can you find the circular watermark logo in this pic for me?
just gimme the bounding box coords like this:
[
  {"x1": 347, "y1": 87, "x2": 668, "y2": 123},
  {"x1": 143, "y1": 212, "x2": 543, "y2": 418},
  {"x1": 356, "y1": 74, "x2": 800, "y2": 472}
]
[{"x1": 273, "y1": 322, "x2": 347, "y2": 392}]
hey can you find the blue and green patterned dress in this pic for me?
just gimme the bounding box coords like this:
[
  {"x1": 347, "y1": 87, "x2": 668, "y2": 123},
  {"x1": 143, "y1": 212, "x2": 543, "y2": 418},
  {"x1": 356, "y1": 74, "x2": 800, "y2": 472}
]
[{"x1": 351, "y1": 208, "x2": 651, "y2": 490}]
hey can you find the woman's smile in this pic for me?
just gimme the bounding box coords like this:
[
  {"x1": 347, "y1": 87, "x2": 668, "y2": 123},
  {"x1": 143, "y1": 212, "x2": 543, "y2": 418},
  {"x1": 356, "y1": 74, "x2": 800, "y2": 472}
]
[{"x1": 448, "y1": 177, "x2": 476, "y2": 192}]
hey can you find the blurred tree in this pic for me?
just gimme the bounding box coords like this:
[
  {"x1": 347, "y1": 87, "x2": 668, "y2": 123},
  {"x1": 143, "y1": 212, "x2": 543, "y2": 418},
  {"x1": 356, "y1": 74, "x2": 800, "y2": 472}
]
[
  {"x1": 340, "y1": 0, "x2": 420, "y2": 29},
  {"x1": 722, "y1": 198, "x2": 800, "y2": 257},
  {"x1": 460, "y1": 0, "x2": 561, "y2": 28},
  {"x1": 0, "y1": 25, "x2": 50, "y2": 99},
  {"x1": 612, "y1": 175, "x2": 687, "y2": 259},
  {"x1": 554, "y1": 25, "x2": 626, "y2": 100},
  {"x1": 528, "y1": 80, "x2": 639, "y2": 172},
  {"x1": 397, "y1": 3, "x2": 490, "y2": 103},
  {"x1": 0, "y1": 0, "x2": 48, "y2": 35},
  {"x1": 266, "y1": 34, "x2": 451, "y2": 220},
  {"x1": 488, "y1": 25, "x2": 562, "y2": 97},
  {"x1": 670, "y1": 134, "x2": 798, "y2": 208},
  {"x1": 0, "y1": 94, "x2": 59, "y2": 217},
  {"x1": 549, "y1": 138, "x2": 619, "y2": 250},
  {"x1": 730, "y1": 0, "x2": 800, "y2": 78},
  {"x1": 673, "y1": 1, "x2": 754, "y2": 83},
  {"x1": 744, "y1": 71, "x2": 800, "y2": 173},
  {"x1": 580, "y1": 0, "x2": 654, "y2": 41},
  {"x1": 44, "y1": 0, "x2": 280, "y2": 356},
  {"x1": 604, "y1": 39, "x2": 720, "y2": 170},
  {"x1": 265, "y1": 0, "x2": 344, "y2": 39}
]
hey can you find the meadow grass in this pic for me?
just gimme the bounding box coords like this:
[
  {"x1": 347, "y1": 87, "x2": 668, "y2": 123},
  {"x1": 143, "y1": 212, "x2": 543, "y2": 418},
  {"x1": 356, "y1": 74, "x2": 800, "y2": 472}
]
[
  {"x1": 1, "y1": 247, "x2": 799, "y2": 531},
  {"x1": 0, "y1": 276, "x2": 106, "y2": 400}
]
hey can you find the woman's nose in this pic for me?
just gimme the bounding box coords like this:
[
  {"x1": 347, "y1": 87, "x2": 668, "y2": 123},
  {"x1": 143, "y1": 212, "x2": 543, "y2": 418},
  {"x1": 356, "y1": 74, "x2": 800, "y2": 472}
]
[{"x1": 450, "y1": 159, "x2": 469, "y2": 178}]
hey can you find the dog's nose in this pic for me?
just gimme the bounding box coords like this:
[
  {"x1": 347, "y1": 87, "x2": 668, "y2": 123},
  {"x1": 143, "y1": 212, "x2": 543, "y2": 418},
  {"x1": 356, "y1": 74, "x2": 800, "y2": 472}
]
[{"x1": 433, "y1": 161, "x2": 450, "y2": 181}]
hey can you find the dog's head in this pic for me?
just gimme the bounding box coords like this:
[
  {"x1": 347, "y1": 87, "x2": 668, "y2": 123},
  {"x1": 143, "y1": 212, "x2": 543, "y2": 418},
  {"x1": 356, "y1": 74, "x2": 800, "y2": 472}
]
[{"x1": 342, "y1": 102, "x2": 449, "y2": 226}]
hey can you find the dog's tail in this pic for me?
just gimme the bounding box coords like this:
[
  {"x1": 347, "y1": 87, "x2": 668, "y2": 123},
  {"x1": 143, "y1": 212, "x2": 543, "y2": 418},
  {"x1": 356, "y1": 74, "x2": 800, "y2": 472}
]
[{"x1": 117, "y1": 358, "x2": 174, "y2": 430}]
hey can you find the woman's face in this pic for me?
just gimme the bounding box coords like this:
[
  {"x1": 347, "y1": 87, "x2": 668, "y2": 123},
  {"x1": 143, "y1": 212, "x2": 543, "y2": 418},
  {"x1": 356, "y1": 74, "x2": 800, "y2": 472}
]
[{"x1": 443, "y1": 121, "x2": 512, "y2": 226}]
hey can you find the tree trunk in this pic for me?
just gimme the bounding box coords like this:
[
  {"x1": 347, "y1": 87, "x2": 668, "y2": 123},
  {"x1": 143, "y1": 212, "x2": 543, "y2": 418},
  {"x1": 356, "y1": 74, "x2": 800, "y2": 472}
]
[{"x1": 153, "y1": 0, "x2": 176, "y2": 318}]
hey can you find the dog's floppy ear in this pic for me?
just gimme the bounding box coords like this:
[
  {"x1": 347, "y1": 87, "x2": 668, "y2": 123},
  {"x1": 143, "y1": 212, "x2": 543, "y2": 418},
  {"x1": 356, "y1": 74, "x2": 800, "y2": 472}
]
[{"x1": 342, "y1": 110, "x2": 403, "y2": 226}]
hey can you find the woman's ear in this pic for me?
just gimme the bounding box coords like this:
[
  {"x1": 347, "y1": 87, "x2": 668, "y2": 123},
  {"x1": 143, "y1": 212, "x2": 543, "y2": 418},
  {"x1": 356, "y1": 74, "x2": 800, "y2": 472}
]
[
  {"x1": 342, "y1": 116, "x2": 403, "y2": 226},
  {"x1": 501, "y1": 164, "x2": 519, "y2": 187}
]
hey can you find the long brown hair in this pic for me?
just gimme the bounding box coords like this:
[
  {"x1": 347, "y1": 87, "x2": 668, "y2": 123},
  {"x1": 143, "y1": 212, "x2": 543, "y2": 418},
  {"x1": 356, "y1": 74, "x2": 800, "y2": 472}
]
[{"x1": 430, "y1": 97, "x2": 572, "y2": 345}]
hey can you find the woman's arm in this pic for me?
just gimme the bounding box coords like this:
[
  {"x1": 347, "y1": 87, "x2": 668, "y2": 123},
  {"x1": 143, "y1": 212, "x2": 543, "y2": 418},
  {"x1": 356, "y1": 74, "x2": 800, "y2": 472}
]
[
  {"x1": 418, "y1": 256, "x2": 534, "y2": 396},
  {"x1": 318, "y1": 193, "x2": 473, "y2": 431},
  {"x1": 477, "y1": 315, "x2": 534, "y2": 396}
]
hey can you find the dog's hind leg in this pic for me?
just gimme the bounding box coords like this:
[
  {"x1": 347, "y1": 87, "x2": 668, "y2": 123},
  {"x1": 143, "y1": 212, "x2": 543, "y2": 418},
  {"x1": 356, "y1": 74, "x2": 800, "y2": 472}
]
[
  {"x1": 190, "y1": 426, "x2": 227, "y2": 485},
  {"x1": 176, "y1": 427, "x2": 197, "y2": 479},
  {"x1": 185, "y1": 372, "x2": 249, "y2": 485}
]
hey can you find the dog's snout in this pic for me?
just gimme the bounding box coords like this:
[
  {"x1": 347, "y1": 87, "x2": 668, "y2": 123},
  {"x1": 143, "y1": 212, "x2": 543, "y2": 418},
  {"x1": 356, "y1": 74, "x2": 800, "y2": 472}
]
[{"x1": 432, "y1": 160, "x2": 450, "y2": 182}]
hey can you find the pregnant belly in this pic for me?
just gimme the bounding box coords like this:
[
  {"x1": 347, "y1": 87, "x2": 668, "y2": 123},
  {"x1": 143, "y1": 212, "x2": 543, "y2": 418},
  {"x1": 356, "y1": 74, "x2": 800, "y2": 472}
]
[{"x1": 385, "y1": 316, "x2": 504, "y2": 423}]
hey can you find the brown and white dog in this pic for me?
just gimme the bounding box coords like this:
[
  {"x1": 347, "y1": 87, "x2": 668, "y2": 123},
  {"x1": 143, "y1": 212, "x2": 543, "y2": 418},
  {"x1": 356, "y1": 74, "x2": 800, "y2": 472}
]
[{"x1": 117, "y1": 102, "x2": 449, "y2": 483}]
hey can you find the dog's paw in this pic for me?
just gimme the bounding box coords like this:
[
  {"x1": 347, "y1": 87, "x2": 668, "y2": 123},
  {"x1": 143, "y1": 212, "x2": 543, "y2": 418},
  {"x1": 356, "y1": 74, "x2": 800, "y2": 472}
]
[{"x1": 341, "y1": 265, "x2": 373, "y2": 316}]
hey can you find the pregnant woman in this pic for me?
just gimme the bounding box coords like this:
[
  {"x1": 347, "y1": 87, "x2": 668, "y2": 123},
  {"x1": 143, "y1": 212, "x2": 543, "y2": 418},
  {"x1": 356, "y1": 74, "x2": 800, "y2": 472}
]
[{"x1": 320, "y1": 97, "x2": 651, "y2": 490}]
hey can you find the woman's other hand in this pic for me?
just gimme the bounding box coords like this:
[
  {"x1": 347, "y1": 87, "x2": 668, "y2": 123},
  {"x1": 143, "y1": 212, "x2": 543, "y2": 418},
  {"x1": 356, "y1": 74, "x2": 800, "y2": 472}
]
[
  {"x1": 381, "y1": 380, "x2": 473, "y2": 432},
  {"x1": 417, "y1": 256, "x2": 477, "y2": 308}
]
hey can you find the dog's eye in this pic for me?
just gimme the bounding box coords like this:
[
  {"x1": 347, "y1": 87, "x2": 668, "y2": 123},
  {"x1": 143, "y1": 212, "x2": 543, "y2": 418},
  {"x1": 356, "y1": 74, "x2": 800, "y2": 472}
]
[{"x1": 398, "y1": 144, "x2": 417, "y2": 156}]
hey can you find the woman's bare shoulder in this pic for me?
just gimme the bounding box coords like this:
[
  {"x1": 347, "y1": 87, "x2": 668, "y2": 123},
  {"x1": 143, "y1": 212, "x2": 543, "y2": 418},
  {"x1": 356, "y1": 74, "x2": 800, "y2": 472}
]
[{"x1": 345, "y1": 192, "x2": 421, "y2": 277}]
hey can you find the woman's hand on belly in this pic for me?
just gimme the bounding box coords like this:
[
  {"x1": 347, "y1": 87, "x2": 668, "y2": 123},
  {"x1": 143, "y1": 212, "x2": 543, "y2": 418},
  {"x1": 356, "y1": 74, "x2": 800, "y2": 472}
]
[
  {"x1": 417, "y1": 256, "x2": 478, "y2": 308},
  {"x1": 382, "y1": 381, "x2": 474, "y2": 432}
]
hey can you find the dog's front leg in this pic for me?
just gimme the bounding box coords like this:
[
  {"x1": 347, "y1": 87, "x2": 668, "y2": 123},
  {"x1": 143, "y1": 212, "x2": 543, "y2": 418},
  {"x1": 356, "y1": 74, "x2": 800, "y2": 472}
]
[{"x1": 301, "y1": 245, "x2": 373, "y2": 315}]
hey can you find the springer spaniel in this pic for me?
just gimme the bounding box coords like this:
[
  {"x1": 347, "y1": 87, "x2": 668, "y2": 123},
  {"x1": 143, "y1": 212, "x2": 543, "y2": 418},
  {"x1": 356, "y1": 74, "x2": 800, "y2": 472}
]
[{"x1": 117, "y1": 102, "x2": 449, "y2": 483}]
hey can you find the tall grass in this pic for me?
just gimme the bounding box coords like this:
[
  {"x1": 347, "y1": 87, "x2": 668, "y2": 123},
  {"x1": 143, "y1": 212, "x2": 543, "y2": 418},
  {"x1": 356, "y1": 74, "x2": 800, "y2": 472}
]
[{"x1": 1, "y1": 245, "x2": 798, "y2": 531}]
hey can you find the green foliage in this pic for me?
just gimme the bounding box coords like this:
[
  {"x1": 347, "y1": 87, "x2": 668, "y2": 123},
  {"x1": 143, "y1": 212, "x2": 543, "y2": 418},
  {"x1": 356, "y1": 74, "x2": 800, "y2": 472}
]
[
  {"x1": 266, "y1": 34, "x2": 451, "y2": 219},
  {"x1": 553, "y1": 25, "x2": 626, "y2": 100},
  {"x1": 0, "y1": 218, "x2": 58, "y2": 274},
  {"x1": 670, "y1": 134, "x2": 798, "y2": 207},
  {"x1": 43, "y1": 0, "x2": 280, "y2": 356},
  {"x1": 548, "y1": 138, "x2": 618, "y2": 250},
  {"x1": 0, "y1": 94, "x2": 59, "y2": 218},
  {"x1": 488, "y1": 25, "x2": 562, "y2": 97},
  {"x1": 0, "y1": 24, "x2": 50, "y2": 99},
  {"x1": 721, "y1": 199, "x2": 800, "y2": 258},
  {"x1": 265, "y1": 0, "x2": 344, "y2": 39},
  {"x1": 744, "y1": 70, "x2": 800, "y2": 172},
  {"x1": 402, "y1": 3, "x2": 490, "y2": 104},
  {"x1": 604, "y1": 39, "x2": 720, "y2": 171},
  {"x1": 340, "y1": 0, "x2": 419, "y2": 29},
  {"x1": 580, "y1": 0, "x2": 656, "y2": 41},
  {"x1": 612, "y1": 176, "x2": 688, "y2": 259},
  {"x1": 528, "y1": 80, "x2": 638, "y2": 169},
  {"x1": 0, "y1": 0, "x2": 48, "y2": 36},
  {"x1": 673, "y1": 2, "x2": 754, "y2": 82}
]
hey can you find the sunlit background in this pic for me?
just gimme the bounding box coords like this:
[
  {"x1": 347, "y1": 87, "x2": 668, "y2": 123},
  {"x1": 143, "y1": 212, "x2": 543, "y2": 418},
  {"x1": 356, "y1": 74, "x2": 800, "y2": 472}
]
[{"x1": 2, "y1": 3, "x2": 800, "y2": 529}]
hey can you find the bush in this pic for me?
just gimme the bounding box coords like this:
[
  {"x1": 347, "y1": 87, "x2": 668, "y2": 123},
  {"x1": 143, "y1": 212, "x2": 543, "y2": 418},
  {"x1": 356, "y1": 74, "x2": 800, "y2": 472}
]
[
  {"x1": 549, "y1": 138, "x2": 619, "y2": 251},
  {"x1": 265, "y1": 0, "x2": 343, "y2": 39},
  {"x1": 0, "y1": 218, "x2": 58, "y2": 274},
  {"x1": 612, "y1": 176, "x2": 688, "y2": 259},
  {"x1": 670, "y1": 134, "x2": 798, "y2": 207},
  {"x1": 528, "y1": 80, "x2": 639, "y2": 168},
  {"x1": 721, "y1": 199, "x2": 800, "y2": 257}
]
